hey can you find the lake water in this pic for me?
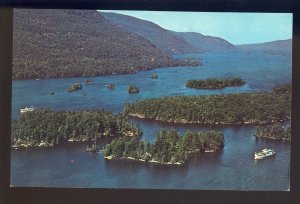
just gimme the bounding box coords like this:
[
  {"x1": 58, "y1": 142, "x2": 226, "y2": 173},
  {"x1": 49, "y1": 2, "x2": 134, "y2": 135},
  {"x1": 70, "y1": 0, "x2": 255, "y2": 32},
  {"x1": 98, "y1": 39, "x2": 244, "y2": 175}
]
[{"x1": 11, "y1": 50, "x2": 291, "y2": 190}]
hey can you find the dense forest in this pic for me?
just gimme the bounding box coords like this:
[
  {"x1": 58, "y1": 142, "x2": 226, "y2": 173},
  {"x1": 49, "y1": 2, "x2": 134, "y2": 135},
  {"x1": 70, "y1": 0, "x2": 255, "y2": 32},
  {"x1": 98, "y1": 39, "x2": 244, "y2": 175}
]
[
  {"x1": 255, "y1": 124, "x2": 291, "y2": 141},
  {"x1": 186, "y1": 77, "x2": 245, "y2": 89},
  {"x1": 104, "y1": 129, "x2": 224, "y2": 165},
  {"x1": 11, "y1": 109, "x2": 141, "y2": 148},
  {"x1": 124, "y1": 85, "x2": 291, "y2": 125},
  {"x1": 13, "y1": 9, "x2": 200, "y2": 79}
]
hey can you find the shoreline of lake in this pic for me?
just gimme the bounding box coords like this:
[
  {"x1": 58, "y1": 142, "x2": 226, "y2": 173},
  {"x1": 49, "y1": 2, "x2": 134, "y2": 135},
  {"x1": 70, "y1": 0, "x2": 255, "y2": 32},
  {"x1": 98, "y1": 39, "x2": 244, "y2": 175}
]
[
  {"x1": 128, "y1": 113, "x2": 290, "y2": 126},
  {"x1": 104, "y1": 155, "x2": 184, "y2": 165},
  {"x1": 10, "y1": 51, "x2": 291, "y2": 190}
]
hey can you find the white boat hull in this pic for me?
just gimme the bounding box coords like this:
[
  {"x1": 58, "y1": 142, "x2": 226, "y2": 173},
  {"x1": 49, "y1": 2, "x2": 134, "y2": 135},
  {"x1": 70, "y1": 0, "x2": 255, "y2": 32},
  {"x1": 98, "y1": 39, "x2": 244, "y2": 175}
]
[{"x1": 254, "y1": 149, "x2": 276, "y2": 160}]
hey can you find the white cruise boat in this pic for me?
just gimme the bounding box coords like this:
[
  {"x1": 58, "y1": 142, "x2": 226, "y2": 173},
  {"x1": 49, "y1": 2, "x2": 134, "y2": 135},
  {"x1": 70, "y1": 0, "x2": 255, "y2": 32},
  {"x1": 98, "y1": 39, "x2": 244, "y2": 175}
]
[
  {"x1": 254, "y1": 148, "x2": 276, "y2": 160},
  {"x1": 20, "y1": 106, "x2": 37, "y2": 114}
]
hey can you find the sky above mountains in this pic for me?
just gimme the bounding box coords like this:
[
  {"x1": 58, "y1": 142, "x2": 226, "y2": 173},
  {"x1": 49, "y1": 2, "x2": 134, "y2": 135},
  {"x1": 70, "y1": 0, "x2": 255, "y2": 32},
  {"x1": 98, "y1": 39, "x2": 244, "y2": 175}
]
[{"x1": 101, "y1": 10, "x2": 292, "y2": 45}]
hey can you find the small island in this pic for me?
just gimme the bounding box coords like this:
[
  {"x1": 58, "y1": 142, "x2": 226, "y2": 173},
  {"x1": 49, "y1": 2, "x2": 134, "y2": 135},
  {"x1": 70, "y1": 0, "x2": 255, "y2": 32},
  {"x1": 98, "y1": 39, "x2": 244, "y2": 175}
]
[
  {"x1": 186, "y1": 77, "x2": 245, "y2": 89},
  {"x1": 11, "y1": 109, "x2": 142, "y2": 148},
  {"x1": 84, "y1": 79, "x2": 95, "y2": 85},
  {"x1": 128, "y1": 84, "x2": 139, "y2": 94},
  {"x1": 104, "y1": 129, "x2": 224, "y2": 165},
  {"x1": 151, "y1": 74, "x2": 158, "y2": 79},
  {"x1": 67, "y1": 83, "x2": 82, "y2": 92},
  {"x1": 106, "y1": 83, "x2": 115, "y2": 90},
  {"x1": 180, "y1": 58, "x2": 202, "y2": 67},
  {"x1": 255, "y1": 123, "x2": 291, "y2": 141}
]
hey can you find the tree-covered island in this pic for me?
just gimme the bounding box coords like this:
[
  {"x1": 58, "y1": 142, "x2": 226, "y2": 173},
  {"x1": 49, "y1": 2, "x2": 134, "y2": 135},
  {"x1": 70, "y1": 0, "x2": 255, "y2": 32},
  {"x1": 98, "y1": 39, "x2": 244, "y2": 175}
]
[
  {"x1": 151, "y1": 74, "x2": 158, "y2": 79},
  {"x1": 84, "y1": 79, "x2": 95, "y2": 85},
  {"x1": 180, "y1": 58, "x2": 202, "y2": 67},
  {"x1": 186, "y1": 77, "x2": 245, "y2": 89},
  {"x1": 11, "y1": 109, "x2": 141, "y2": 148},
  {"x1": 106, "y1": 83, "x2": 115, "y2": 90},
  {"x1": 255, "y1": 123, "x2": 291, "y2": 141},
  {"x1": 104, "y1": 129, "x2": 224, "y2": 165},
  {"x1": 124, "y1": 84, "x2": 291, "y2": 125},
  {"x1": 128, "y1": 84, "x2": 140, "y2": 94},
  {"x1": 67, "y1": 83, "x2": 82, "y2": 92}
]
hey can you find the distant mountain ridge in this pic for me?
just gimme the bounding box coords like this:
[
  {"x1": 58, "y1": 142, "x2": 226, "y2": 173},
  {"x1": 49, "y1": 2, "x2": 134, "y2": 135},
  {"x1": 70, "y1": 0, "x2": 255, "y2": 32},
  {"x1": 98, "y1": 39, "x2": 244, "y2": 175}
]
[
  {"x1": 13, "y1": 9, "x2": 192, "y2": 79},
  {"x1": 237, "y1": 39, "x2": 292, "y2": 51},
  {"x1": 102, "y1": 12, "x2": 198, "y2": 54},
  {"x1": 13, "y1": 9, "x2": 291, "y2": 80},
  {"x1": 102, "y1": 12, "x2": 237, "y2": 53},
  {"x1": 103, "y1": 11, "x2": 292, "y2": 54},
  {"x1": 176, "y1": 32, "x2": 236, "y2": 52}
]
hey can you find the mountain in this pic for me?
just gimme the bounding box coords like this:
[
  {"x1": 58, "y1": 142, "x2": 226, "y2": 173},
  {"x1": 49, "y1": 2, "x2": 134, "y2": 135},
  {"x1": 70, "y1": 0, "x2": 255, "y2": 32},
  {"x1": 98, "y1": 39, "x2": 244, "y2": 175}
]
[
  {"x1": 13, "y1": 9, "x2": 192, "y2": 79},
  {"x1": 102, "y1": 12, "x2": 197, "y2": 54},
  {"x1": 176, "y1": 32, "x2": 237, "y2": 52},
  {"x1": 237, "y1": 39, "x2": 292, "y2": 51}
]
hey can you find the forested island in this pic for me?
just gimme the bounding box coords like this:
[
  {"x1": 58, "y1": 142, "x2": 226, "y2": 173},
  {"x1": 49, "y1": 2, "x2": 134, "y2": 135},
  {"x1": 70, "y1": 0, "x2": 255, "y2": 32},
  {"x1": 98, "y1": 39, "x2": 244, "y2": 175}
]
[
  {"x1": 104, "y1": 129, "x2": 224, "y2": 165},
  {"x1": 186, "y1": 77, "x2": 245, "y2": 89},
  {"x1": 106, "y1": 83, "x2": 115, "y2": 90},
  {"x1": 128, "y1": 84, "x2": 140, "y2": 94},
  {"x1": 84, "y1": 79, "x2": 95, "y2": 85},
  {"x1": 67, "y1": 83, "x2": 82, "y2": 92},
  {"x1": 180, "y1": 58, "x2": 202, "y2": 67},
  {"x1": 151, "y1": 74, "x2": 158, "y2": 79},
  {"x1": 124, "y1": 84, "x2": 291, "y2": 125},
  {"x1": 255, "y1": 124, "x2": 291, "y2": 141},
  {"x1": 11, "y1": 109, "x2": 141, "y2": 148}
]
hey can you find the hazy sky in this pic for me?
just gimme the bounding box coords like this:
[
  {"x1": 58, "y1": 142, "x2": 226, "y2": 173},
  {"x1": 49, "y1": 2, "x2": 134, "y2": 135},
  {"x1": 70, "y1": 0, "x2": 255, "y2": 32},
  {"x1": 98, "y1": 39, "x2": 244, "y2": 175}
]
[{"x1": 101, "y1": 10, "x2": 292, "y2": 45}]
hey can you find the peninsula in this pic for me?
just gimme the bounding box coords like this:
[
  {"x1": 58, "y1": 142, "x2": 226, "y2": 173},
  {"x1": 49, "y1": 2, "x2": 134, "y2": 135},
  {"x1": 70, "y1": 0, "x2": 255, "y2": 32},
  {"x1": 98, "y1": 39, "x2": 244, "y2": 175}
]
[
  {"x1": 11, "y1": 109, "x2": 141, "y2": 148},
  {"x1": 255, "y1": 123, "x2": 291, "y2": 141},
  {"x1": 124, "y1": 84, "x2": 291, "y2": 125}
]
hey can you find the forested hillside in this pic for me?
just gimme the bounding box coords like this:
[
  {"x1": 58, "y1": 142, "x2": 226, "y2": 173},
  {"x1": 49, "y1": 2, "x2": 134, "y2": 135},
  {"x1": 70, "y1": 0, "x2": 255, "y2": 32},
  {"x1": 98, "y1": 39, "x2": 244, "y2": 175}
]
[
  {"x1": 13, "y1": 9, "x2": 194, "y2": 79},
  {"x1": 176, "y1": 32, "x2": 237, "y2": 52},
  {"x1": 102, "y1": 12, "x2": 197, "y2": 54},
  {"x1": 237, "y1": 39, "x2": 292, "y2": 51}
]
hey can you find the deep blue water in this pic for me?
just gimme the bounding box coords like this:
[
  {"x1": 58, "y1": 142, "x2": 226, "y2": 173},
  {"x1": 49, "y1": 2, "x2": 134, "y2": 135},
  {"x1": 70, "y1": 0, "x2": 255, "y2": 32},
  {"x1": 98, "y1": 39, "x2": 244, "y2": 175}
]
[{"x1": 11, "y1": 51, "x2": 291, "y2": 190}]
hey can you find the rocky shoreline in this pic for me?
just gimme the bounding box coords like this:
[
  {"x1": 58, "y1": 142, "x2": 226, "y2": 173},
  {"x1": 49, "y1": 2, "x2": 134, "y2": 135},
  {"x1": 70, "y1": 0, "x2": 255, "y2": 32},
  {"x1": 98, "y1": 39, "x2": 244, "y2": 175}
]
[
  {"x1": 128, "y1": 113, "x2": 289, "y2": 125},
  {"x1": 104, "y1": 156, "x2": 183, "y2": 165},
  {"x1": 255, "y1": 136, "x2": 291, "y2": 141},
  {"x1": 11, "y1": 138, "x2": 85, "y2": 149}
]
